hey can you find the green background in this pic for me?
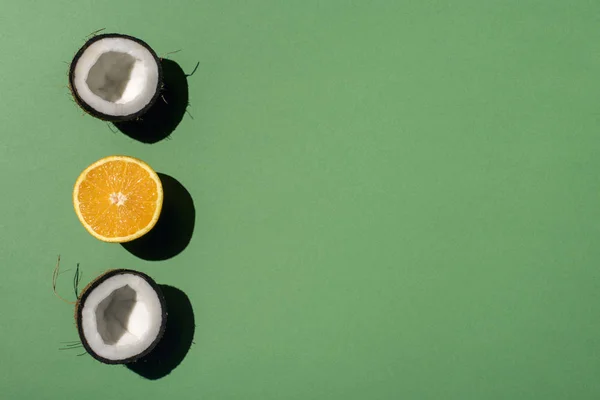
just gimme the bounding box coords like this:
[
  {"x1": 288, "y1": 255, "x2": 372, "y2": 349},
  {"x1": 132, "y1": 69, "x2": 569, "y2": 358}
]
[{"x1": 1, "y1": 1, "x2": 599, "y2": 398}]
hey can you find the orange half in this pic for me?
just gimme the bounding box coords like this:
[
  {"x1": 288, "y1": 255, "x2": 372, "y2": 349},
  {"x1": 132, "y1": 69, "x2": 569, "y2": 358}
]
[{"x1": 73, "y1": 156, "x2": 163, "y2": 243}]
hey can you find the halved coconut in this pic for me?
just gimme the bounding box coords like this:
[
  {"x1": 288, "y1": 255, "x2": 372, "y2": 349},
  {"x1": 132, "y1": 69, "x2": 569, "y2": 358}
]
[
  {"x1": 69, "y1": 33, "x2": 163, "y2": 122},
  {"x1": 75, "y1": 269, "x2": 166, "y2": 364}
]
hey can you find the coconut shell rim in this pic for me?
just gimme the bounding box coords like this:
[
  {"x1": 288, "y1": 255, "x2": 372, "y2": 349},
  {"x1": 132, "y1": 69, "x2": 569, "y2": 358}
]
[
  {"x1": 68, "y1": 33, "x2": 164, "y2": 123},
  {"x1": 75, "y1": 268, "x2": 167, "y2": 365}
]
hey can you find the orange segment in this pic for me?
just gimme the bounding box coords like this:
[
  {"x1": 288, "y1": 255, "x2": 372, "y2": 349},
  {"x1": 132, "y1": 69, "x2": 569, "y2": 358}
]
[{"x1": 73, "y1": 156, "x2": 163, "y2": 243}]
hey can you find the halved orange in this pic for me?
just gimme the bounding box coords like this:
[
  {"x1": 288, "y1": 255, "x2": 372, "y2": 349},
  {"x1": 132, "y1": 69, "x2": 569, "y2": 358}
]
[{"x1": 73, "y1": 156, "x2": 163, "y2": 243}]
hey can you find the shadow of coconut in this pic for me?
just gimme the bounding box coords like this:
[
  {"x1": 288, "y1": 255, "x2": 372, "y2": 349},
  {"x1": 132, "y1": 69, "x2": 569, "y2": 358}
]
[
  {"x1": 126, "y1": 285, "x2": 195, "y2": 380},
  {"x1": 114, "y1": 59, "x2": 190, "y2": 143}
]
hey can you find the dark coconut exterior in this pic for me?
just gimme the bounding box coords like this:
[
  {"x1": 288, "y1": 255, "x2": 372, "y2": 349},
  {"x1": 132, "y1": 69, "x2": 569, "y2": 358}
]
[
  {"x1": 68, "y1": 33, "x2": 163, "y2": 122},
  {"x1": 75, "y1": 269, "x2": 167, "y2": 365}
]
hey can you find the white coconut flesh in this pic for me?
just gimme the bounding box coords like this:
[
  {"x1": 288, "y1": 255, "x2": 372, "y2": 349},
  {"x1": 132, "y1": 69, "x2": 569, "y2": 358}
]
[
  {"x1": 73, "y1": 37, "x2": 159, "y2": 117},
  {"x1": 80, "y1": 273, "x2": 163, "y2": 361}
]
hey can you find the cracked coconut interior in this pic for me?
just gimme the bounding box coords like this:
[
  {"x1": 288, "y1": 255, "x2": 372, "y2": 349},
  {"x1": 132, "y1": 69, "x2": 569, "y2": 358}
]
[
  {"x1": 95, "y1": 285, "x2": 148, "y2": 345},
  {"x1": 72, "y1": 37, "x2": 159, "y2": 117},
  {"x1": 86, "y1": 51, "x2": 143, "y2": 103},
  {"x1": 81, "y1": 274, "x2": 163, "y2": 361}
]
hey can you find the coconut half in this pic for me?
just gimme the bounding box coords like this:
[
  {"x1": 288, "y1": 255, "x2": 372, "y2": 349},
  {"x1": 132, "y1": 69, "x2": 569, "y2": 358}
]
[
  {"x1": 75, "y1": 269, "x2": 166, "y2": 364},
  {"x1": 69, "y1": 33, "x2": 163, "y2": 122}
]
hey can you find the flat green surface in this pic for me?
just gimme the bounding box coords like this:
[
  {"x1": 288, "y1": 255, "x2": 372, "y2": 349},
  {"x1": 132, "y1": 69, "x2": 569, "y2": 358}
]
[{"x1": 1, "y1": 1, "x2": 600, "y2": 398}]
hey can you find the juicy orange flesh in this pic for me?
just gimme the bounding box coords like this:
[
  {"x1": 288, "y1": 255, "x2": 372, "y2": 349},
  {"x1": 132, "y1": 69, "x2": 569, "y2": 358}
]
[{"x1": 77, "y1": 160, "x2": 160, "y2": 238}]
